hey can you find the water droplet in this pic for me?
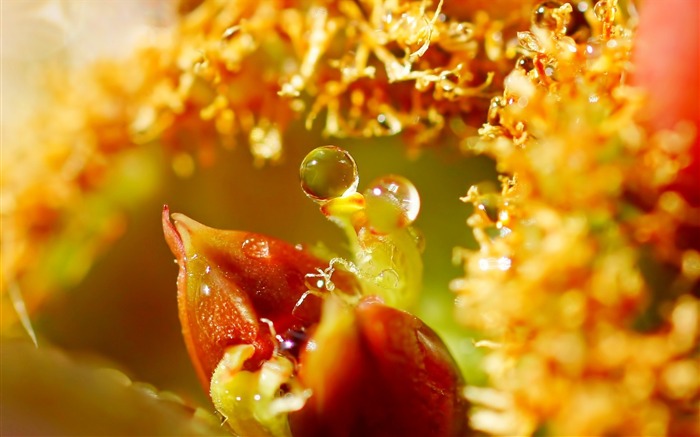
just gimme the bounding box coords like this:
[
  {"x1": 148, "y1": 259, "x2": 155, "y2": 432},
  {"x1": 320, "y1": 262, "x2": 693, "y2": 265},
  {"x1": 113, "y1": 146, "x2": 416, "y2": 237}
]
[
  {"x1": 201, "y1": 284, "x2": 211, "y2": 296},
  {"x1": 439, "y1": 21, "x2": 475, "y2": 51},
  {"x1": 241, "y1": 237, "x2": 270, "y2": 259},
  {"x1": 364, "y1": 175, "x2": 420, "y2": 233},
  {"x1": 376, "y1": 269, "x2": 400, "y2": 288},
  {"x1": 517, "y1": 31, "x2": 542, "y2": 53},
  {"x1": 476, "y1": 193, "x2": 501, "y2": 222},
  {"x1": 515, "y1": 56, "x2": 535, "y2": 72},
  {"x1": 279, "y1": 328, "x2": 308, "y2": 358},
  {"x1": 300, "y1": 146, "x2": 359, "y2": 203},
  {"x1": 593, "y1": 0, "x2": 617, "y2": 22},
  {"x1": 585, "y1": 39, "x2": 602, "y2": 59},
  {"x1": 304, "y1": 273, "x2": 326, "y2": 291},
  {"x1": 532, "y1": 1, "x2": 564, "y2": 31},
  {"x1": 446, "y1": 21, "x2": 474, "y2": 45},
  {"x1": 544, "y1": 62, "x2": 557, "y2": 78}
]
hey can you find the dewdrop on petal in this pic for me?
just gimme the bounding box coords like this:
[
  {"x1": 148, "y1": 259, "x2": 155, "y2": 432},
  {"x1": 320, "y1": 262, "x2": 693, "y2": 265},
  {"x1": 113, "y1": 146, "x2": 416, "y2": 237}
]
[
  {"x1": 364, "y1": 175, "x2": 421, "y2": 234},
  {"x1": 531, "y1": 1, "x2": 572, "y2": 35},
  {"x1": 300, "y1": 146, "x2": 359, "y2": 203}
]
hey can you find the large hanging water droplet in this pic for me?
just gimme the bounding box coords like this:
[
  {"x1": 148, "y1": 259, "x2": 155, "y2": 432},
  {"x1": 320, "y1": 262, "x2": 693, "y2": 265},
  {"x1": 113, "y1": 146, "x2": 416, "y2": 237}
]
[
  {"x1": 363, "y1": 175, "x2": 420, "y2": 233},
  {"x1": 300, "y1": 146, "x2": 359, "y2": 203}
]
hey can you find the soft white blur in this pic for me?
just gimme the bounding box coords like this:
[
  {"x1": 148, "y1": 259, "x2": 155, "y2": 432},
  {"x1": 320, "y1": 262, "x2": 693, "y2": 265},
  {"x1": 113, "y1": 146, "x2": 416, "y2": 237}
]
[{"x1": 1, "y1": 0, "x2": 176, "y2": 130}]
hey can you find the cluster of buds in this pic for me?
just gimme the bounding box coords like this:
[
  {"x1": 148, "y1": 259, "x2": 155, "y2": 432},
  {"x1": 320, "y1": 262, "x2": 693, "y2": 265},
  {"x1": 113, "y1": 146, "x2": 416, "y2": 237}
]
[{"x1": 454, "y1": 1, "x2": 699, "y2": 435}]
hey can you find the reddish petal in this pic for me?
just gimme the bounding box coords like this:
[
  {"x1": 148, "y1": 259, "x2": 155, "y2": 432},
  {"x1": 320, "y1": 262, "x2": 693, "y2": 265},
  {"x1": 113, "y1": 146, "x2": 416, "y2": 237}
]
[
  {"x1": 290, "y1": 297, "x2": 469, "y2": 437},
  {"x1": 633, "y1": 0, "x2": 700, "y2": 205},
  {"x1": 162, "y1": 206, "x2": 333, "y2": 388}
]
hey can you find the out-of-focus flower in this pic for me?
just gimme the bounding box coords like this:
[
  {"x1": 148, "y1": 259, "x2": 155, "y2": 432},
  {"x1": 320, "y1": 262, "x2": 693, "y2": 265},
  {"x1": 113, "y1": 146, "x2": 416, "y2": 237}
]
[
  {"x1": 1, "y1": 0, "x2": 520, "y2": 335},
  {"x1": 453, "y1": 1, "x2": 699, "y2": 435}
]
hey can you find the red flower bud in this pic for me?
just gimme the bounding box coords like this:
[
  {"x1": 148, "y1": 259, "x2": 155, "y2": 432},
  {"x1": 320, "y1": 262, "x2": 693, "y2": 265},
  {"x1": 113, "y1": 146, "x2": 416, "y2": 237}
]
[
  {"x1": 162, "y1": 206, "x2": 334, "y2": 386},
  {"x1": 290, "y1": 297, "x2": 469, "y2": 437},
  {"x1": 163, "y1": 207, "x2": 469, "y2": 436}
]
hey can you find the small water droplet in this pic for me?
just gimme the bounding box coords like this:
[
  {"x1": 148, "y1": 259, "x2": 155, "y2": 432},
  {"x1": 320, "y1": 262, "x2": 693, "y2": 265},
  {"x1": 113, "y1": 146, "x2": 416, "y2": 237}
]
[
  {"x1": 363, "y1": 175, "x2": 420, "y2": 233},
  {"x1": 201, "y1": 284, "x2": 211, "y2": 296},
  {"x1": 593, "y1": 0, "x2": 617, "y2": 22},
  {"x1": 300, "y1": 146, "x2": 359, "y2": 203},
  {"x1": 517, "y1": 31, "x2": 543, "y2": 53},
  {"x1": 544, "y1": 63, "x2": 557, "y2": 78},
  {"x1": 376, "y1": 269, "x2": 400, "y2": 288},
  {"x1": 442, "y1": 21, "x2": 474, "y2": 50},
  {"x1": 279, "y1": 328, "x2": 308, "y2": 358},
  {"x1": 477, "y1": 193, "x2": 501, "y2": 222},
  {"x1": 242, "y1": 237, "x2": 270, "y2": 259},
  {"x1": 532, "y1": 1, "x2": 564, "y2": 32},
  {"x1": 253, "y1": 394, "x2": 262, "y2": 401},
  {"x1": 515, "y1": 55, "x2": 535, "y2": 72},
  {"x1": 304, "y1": 273, "x2": 326, "y2": 291},
  {"x1": 585, "y1": 39, "x2": 602, "y2": 58}
]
